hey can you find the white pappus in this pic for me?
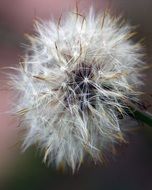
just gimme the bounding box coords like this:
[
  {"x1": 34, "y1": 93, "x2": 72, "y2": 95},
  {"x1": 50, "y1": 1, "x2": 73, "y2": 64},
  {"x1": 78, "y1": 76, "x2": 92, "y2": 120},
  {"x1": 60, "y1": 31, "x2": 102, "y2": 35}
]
[{"x1": 10, "y1": 7, "x2": 144, "y2": 171}]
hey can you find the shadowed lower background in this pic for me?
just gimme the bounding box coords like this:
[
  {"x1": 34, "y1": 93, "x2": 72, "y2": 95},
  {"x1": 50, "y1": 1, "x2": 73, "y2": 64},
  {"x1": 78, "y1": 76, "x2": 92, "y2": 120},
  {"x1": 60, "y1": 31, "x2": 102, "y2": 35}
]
[{"x1": 0, "y1": 0, "x2": 152, "y2": 190}]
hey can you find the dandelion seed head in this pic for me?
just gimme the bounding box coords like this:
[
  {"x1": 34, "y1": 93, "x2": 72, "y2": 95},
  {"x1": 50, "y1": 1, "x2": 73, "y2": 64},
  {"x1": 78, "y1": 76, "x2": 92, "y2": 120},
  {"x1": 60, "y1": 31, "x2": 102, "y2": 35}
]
[{"x1": 11, "y1": 7, "x2": 144, "y2": 171}]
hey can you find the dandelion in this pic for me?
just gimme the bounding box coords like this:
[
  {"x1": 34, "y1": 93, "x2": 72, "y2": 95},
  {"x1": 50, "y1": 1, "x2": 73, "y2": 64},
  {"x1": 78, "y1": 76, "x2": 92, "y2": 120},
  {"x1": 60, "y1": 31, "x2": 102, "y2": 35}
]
[{"x1": 10, "y1": 7, "x2": 144, "y2": 171}]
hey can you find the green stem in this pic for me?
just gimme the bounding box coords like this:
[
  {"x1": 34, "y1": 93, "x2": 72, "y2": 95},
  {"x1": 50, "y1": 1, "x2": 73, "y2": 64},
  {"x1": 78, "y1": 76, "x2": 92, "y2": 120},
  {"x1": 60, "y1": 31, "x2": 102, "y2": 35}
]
[{"x1": 128, "y1": 106, "x2": 152, "y2": 127}]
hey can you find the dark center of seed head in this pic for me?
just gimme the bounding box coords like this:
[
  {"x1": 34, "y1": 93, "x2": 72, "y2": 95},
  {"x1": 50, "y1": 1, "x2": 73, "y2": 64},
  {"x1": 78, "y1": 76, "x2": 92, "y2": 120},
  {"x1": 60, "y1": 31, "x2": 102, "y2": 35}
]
[{"x1": 64, "y1": 63, "x2": 96, "y2": 111}]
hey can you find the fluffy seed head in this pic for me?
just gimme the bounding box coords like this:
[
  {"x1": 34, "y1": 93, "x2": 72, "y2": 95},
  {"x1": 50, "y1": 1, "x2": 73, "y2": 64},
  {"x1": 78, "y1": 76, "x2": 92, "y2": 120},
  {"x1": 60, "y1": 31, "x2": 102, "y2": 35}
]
[{"x1": 10, "y1": 8, "x2": 144, "y2": 171}]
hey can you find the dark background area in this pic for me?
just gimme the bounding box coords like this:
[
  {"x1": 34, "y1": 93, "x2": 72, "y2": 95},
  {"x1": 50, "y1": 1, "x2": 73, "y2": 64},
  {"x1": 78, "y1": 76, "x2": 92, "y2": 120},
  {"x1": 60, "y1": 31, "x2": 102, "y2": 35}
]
[{"x1": 0, "y1": 0, "x2": 152, "y2": 190}]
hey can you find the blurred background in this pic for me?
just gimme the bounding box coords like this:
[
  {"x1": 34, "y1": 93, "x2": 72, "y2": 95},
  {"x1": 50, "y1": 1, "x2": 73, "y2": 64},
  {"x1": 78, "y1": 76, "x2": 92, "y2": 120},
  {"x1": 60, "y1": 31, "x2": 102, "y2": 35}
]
[{"x1": 0, "y1": 0, "x2": 152, "y2": 190}]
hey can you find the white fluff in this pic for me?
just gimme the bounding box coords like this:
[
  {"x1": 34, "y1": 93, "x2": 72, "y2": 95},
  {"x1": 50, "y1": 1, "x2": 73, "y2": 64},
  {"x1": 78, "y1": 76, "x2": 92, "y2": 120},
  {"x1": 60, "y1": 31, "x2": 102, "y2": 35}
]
[{"x1": 10, "y1": 8, "x2": 144, "y2": 171}]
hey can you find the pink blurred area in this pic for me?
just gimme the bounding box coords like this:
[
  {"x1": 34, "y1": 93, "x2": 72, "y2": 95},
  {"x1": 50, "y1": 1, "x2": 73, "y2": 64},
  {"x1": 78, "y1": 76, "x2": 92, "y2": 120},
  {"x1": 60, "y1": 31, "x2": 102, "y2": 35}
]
[
  {"x1": 0, "y1": 0, "x2": 105, "y2": 34},
  {"x1": 0, "y1": 46, "x2": 20, "y2": 172}
]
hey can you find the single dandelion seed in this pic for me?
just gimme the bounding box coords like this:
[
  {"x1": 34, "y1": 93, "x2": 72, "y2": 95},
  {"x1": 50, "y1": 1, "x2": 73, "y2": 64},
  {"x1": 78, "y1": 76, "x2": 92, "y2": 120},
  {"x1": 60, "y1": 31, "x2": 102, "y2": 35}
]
[{"x1": 10, "y1": 7, "x2": 144, "y2": 172}]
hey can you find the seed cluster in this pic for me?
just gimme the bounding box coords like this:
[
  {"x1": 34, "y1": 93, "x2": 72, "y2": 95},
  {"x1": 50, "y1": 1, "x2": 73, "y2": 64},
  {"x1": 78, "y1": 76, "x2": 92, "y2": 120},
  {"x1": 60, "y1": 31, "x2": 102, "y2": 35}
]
[{"x1": 10, "y1": 8, "x2": 143, "y2": 171}]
